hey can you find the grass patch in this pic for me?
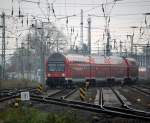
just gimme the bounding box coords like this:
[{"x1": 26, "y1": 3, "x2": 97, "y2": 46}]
[{"x1": 0, "y1": 107, "x2": 88, "y2": 123}]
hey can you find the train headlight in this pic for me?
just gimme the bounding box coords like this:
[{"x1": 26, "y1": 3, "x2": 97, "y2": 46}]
[
  {"x1": 62, "y1": 73, "x2": 65, "y2": 77},
  {"x1": 48, "y1": 73, "x2": 51, "y2": 77}
]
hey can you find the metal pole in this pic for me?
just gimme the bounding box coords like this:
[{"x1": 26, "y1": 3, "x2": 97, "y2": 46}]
[
  {"x1": 135, "y1": 45, "x2": 137, "y2": 61},
  {"x1": 88, "y1": 17, "x2": 91, "y2": 55},
  {"x1": 120, "y1": 40, "x2": 122, "y2": 56},
  {"x1": 131, "y1": 35, "x2": 134, "y2": 56},
  {"x1": 16, "y1": 37, "x2": 19, "y2": 79},
  {"x1": 87, "y1": 17, "x2": 92, "y2": 82},
  {"x1": 27, "y1": 32, "x2": 31, "y2": 80},
  {"x1": 145, "y1": 45, "x2": 148, "y2": 80},
  {"x1": 34, "y1": 20, "x2": 38, "y2": 81},
  {"x1": 106, "y1": 29, "x2": 110, "y2": 56},
  {"x1": 40, "y1": 22, "x2": 45, "y2": 84},
  {"x1": 1, "y1": 12, "x2": 6, "y2": 80},
  {"x1": 105, "y1": 15, "x2": 110, "y2": 56},
  {"x1": 80, "y1": 9, "x2": 83, "y2": 49},
  {"x1": 21, "y1": 43, "x2": 24, "y2": 79},
  {"x1": 57, "y1": 39, "x2": 58, "y2": 52},
  {"x1": 103, "y1": 43, "x2": 106, "y2": 56}
]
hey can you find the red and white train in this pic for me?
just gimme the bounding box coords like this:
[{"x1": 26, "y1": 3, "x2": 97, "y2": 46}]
[{"x1": 46, "y1": 53, "x2": 138, "y2": 87}]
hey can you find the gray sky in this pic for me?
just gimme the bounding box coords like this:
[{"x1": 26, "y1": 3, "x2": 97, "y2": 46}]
[{"x1": 0, "y1": 0, "x2": 150, "y2": 54}]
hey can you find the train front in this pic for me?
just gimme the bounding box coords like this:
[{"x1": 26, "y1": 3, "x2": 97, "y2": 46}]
[{"x1": 46, "y1": 53, "x2": 66, "y2": 87}]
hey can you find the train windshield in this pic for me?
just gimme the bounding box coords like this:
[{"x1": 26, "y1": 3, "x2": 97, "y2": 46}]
[{"x1": 48, "y1": 63, "x2": 65, "y2": 72}]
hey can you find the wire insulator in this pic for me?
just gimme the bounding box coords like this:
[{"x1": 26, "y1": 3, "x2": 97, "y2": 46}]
[
  {"x1": 66, "y1": 17, "x2": 68, "y2": 24},
  {"x1": 19, "y1": 6, "x2": 21, "y2": 18},
  {"x1": 11, "y1": 6, "x2": 13, "y2": 16},
  {"x1": 21, "y1": 17, "x2": 23, "y2": 26},
  {"x1": 27, "y1": 16, "x2": 28, "y2": 26}
]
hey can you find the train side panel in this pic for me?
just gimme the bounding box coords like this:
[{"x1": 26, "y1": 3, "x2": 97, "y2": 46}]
[
  {"x1": 46, "y1": 53, "x2": 139, "y2": 87},
  {"x1": 124, "y1": 58, "x2": 138, "y2": 82}
]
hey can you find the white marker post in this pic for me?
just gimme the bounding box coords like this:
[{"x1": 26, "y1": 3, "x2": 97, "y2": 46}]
[{"x1": 21, "y1": 91, "x2": 30, "y2": 101}]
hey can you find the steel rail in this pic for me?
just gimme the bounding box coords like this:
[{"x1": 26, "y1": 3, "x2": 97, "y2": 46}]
[
  {"x1": 110, "y1": 87, "x2": 150, "y2": 116},
  {"x1": 30, "y1": 93, "x2": 150, "y2": 120},
  {"x1": 1, "y1": 88, "x2": 150, "y2": 120},
  {"x1": 63, "y1": 88, "x2": 77, "y2": 99},
  {"x1": 48, "y1": 89, "x2": 75, "y2": 99},
  {"x1": 131, "y1": 86, "x2": 150, "y2": 95},
  {"x1": 0, "y1": 94, "x2": 19, "y2": 102},
  {"x1": 47, "y1": 89, "x2": 66, "y2": 97},
  {"x1": 138, "y1": 85, "x2": 150, "y2": 90},
  {"x1": 0, "y1": 87, "x2": 36, "y2": 101},
  {"x1": 100, "y1": 88, "x2": 150, "y2": 120}
]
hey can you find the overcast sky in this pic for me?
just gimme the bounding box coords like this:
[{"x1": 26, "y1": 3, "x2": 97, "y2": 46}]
[{"x1": 0, "y1": 0, "x2": 150, "y2": 54}]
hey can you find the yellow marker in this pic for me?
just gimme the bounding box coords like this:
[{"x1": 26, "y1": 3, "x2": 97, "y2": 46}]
[
  {"x1": 79, "y1": 87, "x2": 86, "y2": 101},
  {"x1": 36, "y1": 84, "x2": 43, "y2": 93},
  {"x1": 39, "y1": 85, "x2": 43, "y2": 90},
  {"x1": 14, "y1": 102, "x2": 19, "y2": 107},
  {"x1": 137, "y1": 98, "x2": 141, "y2": 102}
]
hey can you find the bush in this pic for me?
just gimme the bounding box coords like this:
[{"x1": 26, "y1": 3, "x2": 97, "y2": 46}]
[{"x1": 0, "y1": 107, "x2": 88, "y2": 123}]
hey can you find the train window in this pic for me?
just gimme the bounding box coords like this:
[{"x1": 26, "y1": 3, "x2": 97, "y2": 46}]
[
  {"x1": 48, "y1": 64, "x2": 57, "y2": 72},
  {"x1": 48, "y1": 63, "x2": 65, "y2": 72},
  {"x1": 57, "y1": 64, "x2": 65, "y2": 72}
]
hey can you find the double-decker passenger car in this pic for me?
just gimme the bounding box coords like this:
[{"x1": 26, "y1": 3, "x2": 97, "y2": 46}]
[{"x1": 46, "y1": 53, "x2": 138, "y2": 87}]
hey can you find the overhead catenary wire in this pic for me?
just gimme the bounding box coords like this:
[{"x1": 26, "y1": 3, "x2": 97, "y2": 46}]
[
  {"x1": 20, "y1": 0, "x2": 150, "y2": 6},
  {"x1": 0, "y1": 0, "x2": 149, "y2": 53},
  {"x1": 1, "y1": 5, "x2": 149, "y2": 19}
]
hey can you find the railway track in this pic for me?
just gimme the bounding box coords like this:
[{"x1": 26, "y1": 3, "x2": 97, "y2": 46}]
[
  {"x1": 0, "y1": 94, "x2": 18, "y2": 102},
  {"x1": 0, "y1": 88, "x2": 36, "y2": 96},
  {"x1": 1, "y1": 87, "x2": 150, "y2": 121},
  {"x1": 123, "y1": 86, "x2": 150, "y2": 111},
  {"x1": 97, "y1": 87, "x2": 150, "y2": 118},
  {"x1": 110, "y1": 87, "x2": 150, "y2": 115},
  {"x1": 0, "y1": 87, "x2": 36, "y2": 103},
  {"x1": 48, "y1": 88, "x2": 77, "y2": 99},
  {"x1": 131, "y1": 86, "x2": 150, "y2": 95},
  {"x1": 138, "y1": 85, "x2": 150, "y2": 90},
  {"x1": 30, "y1": 93, "x2": 150, "y2": 121},
  {"x1": 101, "y1": 87, "x2": 122, "y2": 107}
]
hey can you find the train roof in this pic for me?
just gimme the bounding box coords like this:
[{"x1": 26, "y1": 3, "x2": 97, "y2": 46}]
[
  {"x1": 48, "y1": 53, "x2": 129, "y2": 64},
  {"x1": 48, "y1": 53, "x2": 89, "y2": 63},
  {"x1": 66, "y1": 54, "x2": 89, "y2": 63},
  {"x1": 48, "y1": 53, "x2": 65, "y2": 62},
  {"x1": 94, "y1": 56, "x2": 126, "y2": 64},
  {"x1": 125, "y1": 57, "x2": 138, "y2": 66}
]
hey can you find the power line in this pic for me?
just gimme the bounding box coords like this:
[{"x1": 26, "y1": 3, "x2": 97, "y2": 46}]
[
  {"x1": 89, "y1": 13, "x2": 145, "y2": 17},
  {"x1": 0, "y1": 6, "x2": 148, "y2": 20},
  {"x1": 21, "y1": 0, "x2": 150, "y2": 6}
]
